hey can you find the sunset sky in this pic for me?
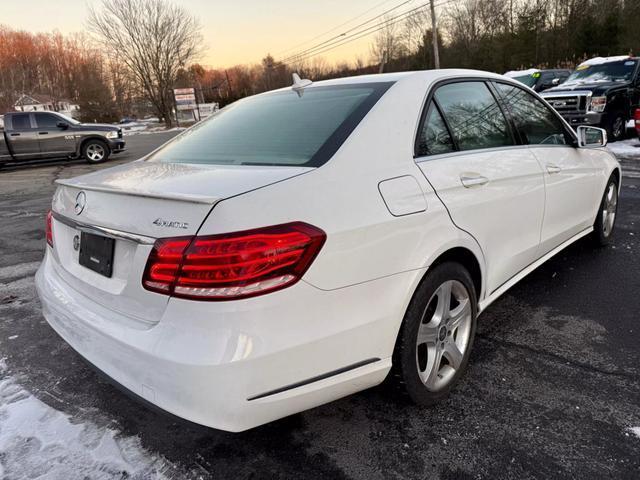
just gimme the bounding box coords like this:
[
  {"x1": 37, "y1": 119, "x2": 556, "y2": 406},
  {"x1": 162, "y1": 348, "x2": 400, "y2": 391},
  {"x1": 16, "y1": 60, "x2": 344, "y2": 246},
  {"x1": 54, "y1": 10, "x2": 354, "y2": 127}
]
[{"x1": 1, "y1": 0, "x2": 401, "y2": 68}]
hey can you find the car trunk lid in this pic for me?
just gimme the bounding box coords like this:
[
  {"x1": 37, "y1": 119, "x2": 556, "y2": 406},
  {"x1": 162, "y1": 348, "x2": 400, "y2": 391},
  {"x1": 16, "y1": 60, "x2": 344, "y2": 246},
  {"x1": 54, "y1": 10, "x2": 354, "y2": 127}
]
[{"x1": 49, "y1": 160, "x2": 312, "y2": 325}]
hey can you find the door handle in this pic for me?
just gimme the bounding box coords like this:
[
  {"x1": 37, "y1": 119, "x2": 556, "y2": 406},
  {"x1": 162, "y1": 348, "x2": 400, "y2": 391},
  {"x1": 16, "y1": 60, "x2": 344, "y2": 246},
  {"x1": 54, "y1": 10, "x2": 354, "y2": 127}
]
[
  {"x1": 9, "y1": 133, "x2": 20, "y2": 137},
  {"x1": 460, "y1": 174, "x2": 489, "y2": 188},
  {"x1": 38, "y1": 131, "x2": 49, "y2": 135},
  {"x1": 546, "y1": 164, "x2": 561, "y2": 174}
]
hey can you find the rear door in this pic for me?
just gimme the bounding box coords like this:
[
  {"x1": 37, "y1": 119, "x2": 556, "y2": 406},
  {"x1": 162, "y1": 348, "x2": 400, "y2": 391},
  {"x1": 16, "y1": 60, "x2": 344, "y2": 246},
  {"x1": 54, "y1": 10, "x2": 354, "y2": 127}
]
[
  {"x1": 5, "y1": 113, "x2": 41, "y2": 160},
  {"x1": 415, "y1": 80, "x2": 546, "y2": 294},
  {"x1": 492, "y1": 81, "x2": 600, "y2": 252},
  {"x1": 34, "y1": 112, "x2": 76, "y2": 156}
]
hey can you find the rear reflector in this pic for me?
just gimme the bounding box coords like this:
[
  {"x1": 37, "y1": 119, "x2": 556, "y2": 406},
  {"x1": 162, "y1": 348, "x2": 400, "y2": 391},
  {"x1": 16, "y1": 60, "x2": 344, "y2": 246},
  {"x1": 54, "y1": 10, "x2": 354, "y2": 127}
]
[
  {"x1": 46, "y1": 210, "x2": 53, "y2": 247},
  {"x1": 142, "y1": 222, "x2": 326, "y2": 300}
]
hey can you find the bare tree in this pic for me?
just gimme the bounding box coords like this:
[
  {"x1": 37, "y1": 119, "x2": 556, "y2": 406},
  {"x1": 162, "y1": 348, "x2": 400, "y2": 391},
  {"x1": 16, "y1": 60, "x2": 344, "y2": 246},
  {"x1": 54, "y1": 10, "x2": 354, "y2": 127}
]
[
  {"x1": 370, "y1": 15, "x2": 406, "y2": 68},
  {"x1": 89, "y1": 0, "x2": 203, "y2": 127}
]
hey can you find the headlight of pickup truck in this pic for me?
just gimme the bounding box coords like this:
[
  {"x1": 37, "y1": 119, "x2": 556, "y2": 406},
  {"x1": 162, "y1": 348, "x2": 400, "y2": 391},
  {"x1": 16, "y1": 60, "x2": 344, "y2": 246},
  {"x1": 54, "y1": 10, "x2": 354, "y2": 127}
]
[
  {"x1": 589, "y1": 96, "x2": 607, "y2": 113},
  {"x1": 105, "y1": 131, "x2": 118, "y2": 139}
]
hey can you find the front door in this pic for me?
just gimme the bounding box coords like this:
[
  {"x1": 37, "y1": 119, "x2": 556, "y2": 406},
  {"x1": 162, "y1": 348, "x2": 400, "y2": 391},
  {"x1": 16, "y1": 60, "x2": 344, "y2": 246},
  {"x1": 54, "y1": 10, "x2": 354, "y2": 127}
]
[
  {"x1": 415, "y1": 81, "x2": 546, "y2": 295},
  {"x1": 34, "y1": 112, "x2": 77, "y2": 157},
  {"x1": 492, "y1": 81, "x2": 600, "y2": 253}
]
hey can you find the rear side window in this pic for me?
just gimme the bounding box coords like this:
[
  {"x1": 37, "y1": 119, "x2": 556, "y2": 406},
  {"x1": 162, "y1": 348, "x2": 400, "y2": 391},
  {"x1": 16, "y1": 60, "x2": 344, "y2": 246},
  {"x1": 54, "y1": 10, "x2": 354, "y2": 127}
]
[
  {"x1": 417, "y1": 102, "x2": 455, "y2": 156},
  {"x1": 10, "y1": 113, "x2": 31, "y2": 130},
  {"x1": 147, "y1": 83, "x2": 393, "y2": 167},
  {"x1": 494, "y1": 82, "x2": 570, "y2": 145},
  {"x1": 434, "y1": 82, "x2": 513, "y2": 151},
  {"x1": 35, "y1": 113, "x2": 60, "y2": 128}
]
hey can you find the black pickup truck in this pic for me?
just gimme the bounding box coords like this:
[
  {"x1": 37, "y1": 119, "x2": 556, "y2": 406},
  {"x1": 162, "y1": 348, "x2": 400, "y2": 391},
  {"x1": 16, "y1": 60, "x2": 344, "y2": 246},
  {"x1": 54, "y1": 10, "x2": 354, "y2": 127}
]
[
  {"x1": 540, "y1": 56, "x2": 640, "y2": 141},
  {"x1": 0, "y1": 111, "x2": 125, "y2": 167}
]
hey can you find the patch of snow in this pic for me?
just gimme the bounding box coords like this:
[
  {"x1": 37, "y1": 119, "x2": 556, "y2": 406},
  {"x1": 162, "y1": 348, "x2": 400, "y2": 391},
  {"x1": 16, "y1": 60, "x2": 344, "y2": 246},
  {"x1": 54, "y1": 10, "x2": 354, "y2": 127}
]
[
  {"x1": 0, "y1": 359, "x2": 174, "y2": 479},
  {"x1": 579, "y1": 55, "x2": 631, "y2": 67},
  {"x1": 607, "y1": 139, "x2": 640, "y2": 158},
  {"x1": 627, "y1": 120, "x2": 636, "y2": 129},
  {"x1": 504, "y1": 68, "x2": 539, "y2": 77},
  {"x1": 7, "y1": 335, "x2": 18, "y2": 340},
  {"x1": 629, "y1": 427, "x2": 640, "y2": 438},
  {"x1": 124, "y1": 126, "x2": 186, "y2": 137}
]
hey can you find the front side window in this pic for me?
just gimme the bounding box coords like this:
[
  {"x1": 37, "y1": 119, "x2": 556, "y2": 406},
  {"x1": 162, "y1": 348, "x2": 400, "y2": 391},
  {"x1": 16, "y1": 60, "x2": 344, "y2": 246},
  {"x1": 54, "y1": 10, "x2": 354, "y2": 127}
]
[
  {"x1": 416, "y1": 102, "x2": 455, "y2": 156},
  {"x1": 147, "y1": 83, "x2": 392, "y2": 167},
  {"x1": 434, "y1": 82, "x2": 513, "y2": 151},
  {"x1": 35, "y1": 113, "x2": 60, "y2": 128},
  {"x1": 494, "y1": 82, "x2": 570, "y2": 145},
  {"x1": 11, "y1": 113, "x2": 31, "y2": 130}
]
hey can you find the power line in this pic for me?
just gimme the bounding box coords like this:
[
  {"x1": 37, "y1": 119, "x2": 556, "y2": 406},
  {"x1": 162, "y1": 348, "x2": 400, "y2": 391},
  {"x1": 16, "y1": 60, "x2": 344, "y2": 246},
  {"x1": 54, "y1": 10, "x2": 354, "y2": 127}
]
[
  {"x1": 279, "y1": 0, "x2": 418, "y2": 64},
  {"x1": 274, "y1": 0, "x2": 401, "y2": 57},
  {"x1": 281, "y1": 0, "x2": 456, "y2": 67}
]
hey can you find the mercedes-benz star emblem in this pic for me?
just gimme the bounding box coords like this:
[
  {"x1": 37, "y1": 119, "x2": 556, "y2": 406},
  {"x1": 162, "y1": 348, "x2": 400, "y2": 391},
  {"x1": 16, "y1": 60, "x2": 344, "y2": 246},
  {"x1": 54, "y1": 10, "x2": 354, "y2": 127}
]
[{"x1": 74, "y1": 191, "x2": 86, "y2": 215}]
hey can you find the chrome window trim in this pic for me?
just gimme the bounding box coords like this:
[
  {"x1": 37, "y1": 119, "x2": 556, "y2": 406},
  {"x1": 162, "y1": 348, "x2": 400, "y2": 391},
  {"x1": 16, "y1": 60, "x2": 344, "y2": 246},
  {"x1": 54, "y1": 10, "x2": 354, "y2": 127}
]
[
  {"x1": 52, "y1": 211, "x2": 156, "y2": 245},
  {"x1": 414, "y1": 144, "x2": 529, "y2": 163}
]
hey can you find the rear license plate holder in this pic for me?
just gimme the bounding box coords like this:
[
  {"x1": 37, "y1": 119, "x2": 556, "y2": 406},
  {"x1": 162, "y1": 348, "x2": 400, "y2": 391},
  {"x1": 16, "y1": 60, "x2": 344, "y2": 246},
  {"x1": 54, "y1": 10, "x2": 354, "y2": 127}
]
[{"x1": 79, "y1": 232, "x2": 115, "y2": 278}]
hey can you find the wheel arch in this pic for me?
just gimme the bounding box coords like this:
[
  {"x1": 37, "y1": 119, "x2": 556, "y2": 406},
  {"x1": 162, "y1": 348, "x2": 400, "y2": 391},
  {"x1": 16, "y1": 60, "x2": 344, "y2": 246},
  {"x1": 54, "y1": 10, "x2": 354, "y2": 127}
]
[
  {"x1": 427, "y1": 246, "x2": 483, "y2": 302},
  {"x1": 77, "y1": 135, "x2": 110, "y2": 157}
]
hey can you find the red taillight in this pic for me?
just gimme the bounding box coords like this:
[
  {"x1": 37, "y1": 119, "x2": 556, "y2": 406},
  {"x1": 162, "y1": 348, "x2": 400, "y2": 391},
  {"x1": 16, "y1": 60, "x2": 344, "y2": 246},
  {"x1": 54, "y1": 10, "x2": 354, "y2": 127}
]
[
  {"x1": 142, "y1": 222, "x2": 326, "y2": 300},
  {"x1": 634, "y1": 108, "x2": 640, "y2": 124},
  {"x1": 46, "y1": 210, "x2": 53, "y2": 247}
]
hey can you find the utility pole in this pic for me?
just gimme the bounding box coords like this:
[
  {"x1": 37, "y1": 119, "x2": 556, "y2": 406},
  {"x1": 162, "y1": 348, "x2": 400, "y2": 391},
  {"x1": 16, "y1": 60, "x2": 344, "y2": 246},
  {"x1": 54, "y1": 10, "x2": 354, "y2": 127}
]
[
  {"x1": 378, "y1": 50, "x2": 388, "y2": 74},
  {"x1": 429, "y1": 0, "x2": 440, "y2": 69}
]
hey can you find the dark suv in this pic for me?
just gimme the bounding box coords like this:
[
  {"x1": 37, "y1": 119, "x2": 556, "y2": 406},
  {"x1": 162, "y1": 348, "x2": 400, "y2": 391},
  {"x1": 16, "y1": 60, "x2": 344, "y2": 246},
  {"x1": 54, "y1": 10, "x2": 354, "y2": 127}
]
[
  {"x1": 540, "y1": 56, "x2": 640, "y2": 141},
  {"x1": 0, "y1": 111, "x2": 125, "y2": 166},
  {"x1": 505, "y1": 69, "x2": 572, "y2": 92}
]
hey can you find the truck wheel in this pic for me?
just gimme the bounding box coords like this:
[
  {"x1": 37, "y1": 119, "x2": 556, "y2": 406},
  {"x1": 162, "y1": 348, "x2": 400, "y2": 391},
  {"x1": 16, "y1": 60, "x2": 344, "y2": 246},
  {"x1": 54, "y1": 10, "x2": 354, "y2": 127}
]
[
  {"x1": 607, "y1": 113, "x2": 626, "y2": 143},
  {"x1": 82, "y1": 139, "x2": 110, "y2": 164}
]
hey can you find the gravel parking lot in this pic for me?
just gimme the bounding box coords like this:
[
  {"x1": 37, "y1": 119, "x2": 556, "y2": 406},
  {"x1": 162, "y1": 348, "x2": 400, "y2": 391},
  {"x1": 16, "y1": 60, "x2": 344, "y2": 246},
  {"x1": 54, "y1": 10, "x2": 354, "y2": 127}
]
[{"x1": 0, "y1": 133, "x2": 639, "y2": 479}]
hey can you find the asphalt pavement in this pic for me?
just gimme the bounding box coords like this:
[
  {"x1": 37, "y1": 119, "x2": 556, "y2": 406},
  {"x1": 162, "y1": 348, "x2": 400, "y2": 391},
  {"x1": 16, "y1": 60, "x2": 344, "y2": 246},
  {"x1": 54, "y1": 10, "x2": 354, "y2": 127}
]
[{"x1": 0, "y1": 132, "x2": 638, "y2": 480}]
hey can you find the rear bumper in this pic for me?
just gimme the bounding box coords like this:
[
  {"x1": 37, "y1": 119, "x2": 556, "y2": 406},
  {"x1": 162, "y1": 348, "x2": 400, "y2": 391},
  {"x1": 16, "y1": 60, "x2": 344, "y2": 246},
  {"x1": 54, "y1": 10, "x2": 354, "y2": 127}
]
[{"x1": 36, "y1": 250, "x2": 417, "y2": 431}]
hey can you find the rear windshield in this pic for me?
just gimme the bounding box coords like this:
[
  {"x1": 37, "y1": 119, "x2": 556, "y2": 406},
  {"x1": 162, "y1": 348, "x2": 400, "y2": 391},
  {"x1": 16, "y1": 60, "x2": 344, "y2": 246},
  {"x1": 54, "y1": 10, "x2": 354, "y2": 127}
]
[{"x1": 147, "y1": 83, "x2": 393, "y2": 167}]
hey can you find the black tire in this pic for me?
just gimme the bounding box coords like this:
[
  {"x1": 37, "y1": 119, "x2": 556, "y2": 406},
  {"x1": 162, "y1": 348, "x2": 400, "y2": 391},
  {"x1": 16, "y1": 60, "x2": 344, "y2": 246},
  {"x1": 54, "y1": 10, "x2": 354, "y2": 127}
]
[
  {"x1": 392, "y1": 262, "x2": 478, "y2": 405},
  {"x1": 607, "y1": 112, "x2": 626, "y2": 143},
  {"x1": 82, "y1": 139, "x2": 110, "y2": 164},
  {"x1": 592, "y1": 176, "x2": 619, "y2": 246}
]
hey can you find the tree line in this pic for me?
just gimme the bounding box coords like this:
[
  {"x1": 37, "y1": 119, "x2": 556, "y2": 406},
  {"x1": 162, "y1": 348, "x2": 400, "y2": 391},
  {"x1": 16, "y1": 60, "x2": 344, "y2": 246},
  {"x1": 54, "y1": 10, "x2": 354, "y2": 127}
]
[{"x1": 0, "y1": 0, "x2": 638, "y2": 125}]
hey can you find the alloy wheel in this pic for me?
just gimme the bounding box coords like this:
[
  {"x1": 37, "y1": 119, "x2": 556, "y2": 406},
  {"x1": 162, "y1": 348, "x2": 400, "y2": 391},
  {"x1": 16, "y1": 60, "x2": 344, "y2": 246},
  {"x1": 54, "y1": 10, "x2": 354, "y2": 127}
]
[
  {"x1": 86, "y1": 143, "x2": 105, "y2": 162},
  {"x1": 602, "y1": 183, "x2": 618, "y2": 237},
  {"x1": 415, "y1": 280, "x2": 473, "y2": 392}
]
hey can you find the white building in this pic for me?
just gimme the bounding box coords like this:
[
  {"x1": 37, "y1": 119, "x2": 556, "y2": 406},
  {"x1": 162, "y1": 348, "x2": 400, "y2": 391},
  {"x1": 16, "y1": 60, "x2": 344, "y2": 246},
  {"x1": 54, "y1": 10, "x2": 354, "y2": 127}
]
[{"x1": 13, "y1": 94, "x2": 80, "y2": 119}]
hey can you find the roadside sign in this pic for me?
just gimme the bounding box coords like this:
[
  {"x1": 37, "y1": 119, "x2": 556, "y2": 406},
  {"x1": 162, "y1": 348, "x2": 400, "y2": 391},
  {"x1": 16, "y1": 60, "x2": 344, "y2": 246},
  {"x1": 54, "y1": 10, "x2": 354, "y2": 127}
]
[{"x1": 173, "y1": 88, "x2": 197, "y2": 111}]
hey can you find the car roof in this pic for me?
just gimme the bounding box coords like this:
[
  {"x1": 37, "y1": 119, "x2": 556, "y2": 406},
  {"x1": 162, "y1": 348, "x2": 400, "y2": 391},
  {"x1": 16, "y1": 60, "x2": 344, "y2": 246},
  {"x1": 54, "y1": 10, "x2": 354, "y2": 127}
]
[{"x1": 291, "y1": 69, "x2": 508, "y2": 89}]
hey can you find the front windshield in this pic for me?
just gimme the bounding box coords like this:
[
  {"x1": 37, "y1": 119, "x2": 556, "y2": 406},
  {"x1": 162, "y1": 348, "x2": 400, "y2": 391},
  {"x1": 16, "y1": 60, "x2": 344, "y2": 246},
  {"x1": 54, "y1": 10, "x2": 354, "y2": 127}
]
[
  {"x1": 512, "y1": 74, "x2": 538, "y2": 87},
  {"x1": 147, "y1": 83, "x2": 392, "y2": 167},
  {"x1": 567, "y1": 59, "x2": 638, "y2": 83}
]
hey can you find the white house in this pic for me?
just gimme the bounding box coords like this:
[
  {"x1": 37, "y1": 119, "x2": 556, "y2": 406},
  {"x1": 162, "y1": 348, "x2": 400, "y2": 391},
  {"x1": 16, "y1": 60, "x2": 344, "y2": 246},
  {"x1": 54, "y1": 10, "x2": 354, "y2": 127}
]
[{"x1": 13, "y1": 94, "x2": 80, "y2": 119}]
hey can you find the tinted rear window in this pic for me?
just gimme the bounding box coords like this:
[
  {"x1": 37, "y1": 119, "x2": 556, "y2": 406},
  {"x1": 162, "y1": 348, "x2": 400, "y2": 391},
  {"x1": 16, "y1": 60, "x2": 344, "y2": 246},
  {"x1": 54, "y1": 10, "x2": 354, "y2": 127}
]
[{"x1": 148, "y1": 83, "x2": 392, "y2": 167}]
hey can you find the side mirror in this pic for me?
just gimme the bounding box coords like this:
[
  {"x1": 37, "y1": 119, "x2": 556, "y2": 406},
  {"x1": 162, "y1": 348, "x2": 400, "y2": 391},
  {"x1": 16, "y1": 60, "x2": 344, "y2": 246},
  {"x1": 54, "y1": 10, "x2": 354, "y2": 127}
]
[
  {"x1": 577, "y1": 126, "x2": 607, "y2": 148},
  {"x1": 551, "y1": 78, "x2": 560, "y2": 86},
  {"x1": 56, "y1": 121, "x2": 69, "y2": 130}
]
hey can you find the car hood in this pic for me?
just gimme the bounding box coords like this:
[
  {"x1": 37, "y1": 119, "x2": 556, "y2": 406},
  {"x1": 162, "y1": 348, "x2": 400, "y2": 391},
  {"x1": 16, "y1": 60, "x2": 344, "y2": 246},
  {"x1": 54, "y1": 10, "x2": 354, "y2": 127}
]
[
  {"x1": 544, "y1": 80, "x2": 630, "y2": 96},
  {"x1": 75, "y1": 123, "x2": 121, "y2": 131}
]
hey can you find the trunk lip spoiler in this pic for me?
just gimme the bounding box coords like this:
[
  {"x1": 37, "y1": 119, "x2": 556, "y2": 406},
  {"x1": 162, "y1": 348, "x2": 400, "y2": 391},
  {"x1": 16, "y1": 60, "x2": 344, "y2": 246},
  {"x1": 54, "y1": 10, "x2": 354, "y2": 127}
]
[
  {"x1": 55, "y1": 179, "x2": 218, "y2": 205},
  {"x1": 52, "y1": 211, "x2": 156, "y2": 245}
]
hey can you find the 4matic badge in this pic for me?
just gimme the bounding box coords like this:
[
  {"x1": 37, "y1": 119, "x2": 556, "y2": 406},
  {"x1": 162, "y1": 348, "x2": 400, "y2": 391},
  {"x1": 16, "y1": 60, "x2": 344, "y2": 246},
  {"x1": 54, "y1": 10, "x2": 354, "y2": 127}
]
[{"x1": 153, "y1": 218, "x2": 189, "y2": 229}]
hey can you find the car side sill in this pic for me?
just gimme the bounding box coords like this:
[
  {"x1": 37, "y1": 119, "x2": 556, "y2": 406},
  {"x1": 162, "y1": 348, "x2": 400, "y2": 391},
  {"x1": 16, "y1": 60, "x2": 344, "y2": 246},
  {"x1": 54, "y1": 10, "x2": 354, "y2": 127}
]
[
  {"x1": 247, "y1": 358, "x2": 381, "y2": 401},
  {"x1": 479, "y1": 227, "x2": 593, "y2": 313}
]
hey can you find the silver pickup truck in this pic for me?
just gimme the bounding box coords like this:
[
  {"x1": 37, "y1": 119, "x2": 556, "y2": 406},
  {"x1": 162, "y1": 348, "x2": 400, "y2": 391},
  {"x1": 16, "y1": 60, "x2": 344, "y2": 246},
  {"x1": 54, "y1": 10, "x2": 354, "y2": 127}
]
[{"x1": 0, "y1": 111, "x2": 125, "y2": 167}]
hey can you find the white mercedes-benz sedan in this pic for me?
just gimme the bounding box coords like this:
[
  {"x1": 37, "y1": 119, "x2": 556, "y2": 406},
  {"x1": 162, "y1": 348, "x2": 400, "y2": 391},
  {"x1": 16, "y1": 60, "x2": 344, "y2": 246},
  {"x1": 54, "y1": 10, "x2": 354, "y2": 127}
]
[{"x1": 36, "y1": 70, "x2": 620, "y2": 432}]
